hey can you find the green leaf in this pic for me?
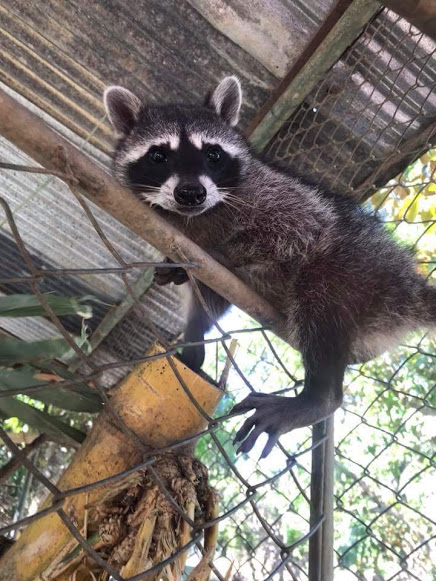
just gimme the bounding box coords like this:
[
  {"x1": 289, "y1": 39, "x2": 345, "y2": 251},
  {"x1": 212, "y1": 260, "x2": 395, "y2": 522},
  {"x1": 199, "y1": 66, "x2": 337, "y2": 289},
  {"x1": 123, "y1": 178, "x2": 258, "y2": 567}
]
[
  {"x1": 0, "y1": 398, "x2": 86, "y2": 444},
  {"x1": 0, "y1": 294, "x2": 96, "y2": 319},
  {"x1": 0, "y1": 366, "x2": 102, "y2": 413},
  {"x1": 0, "y1": 336, "x2": 81, "y2": 365},
  {"x1": 39, "y1": 363, "x2": 103, "y2": 411}
]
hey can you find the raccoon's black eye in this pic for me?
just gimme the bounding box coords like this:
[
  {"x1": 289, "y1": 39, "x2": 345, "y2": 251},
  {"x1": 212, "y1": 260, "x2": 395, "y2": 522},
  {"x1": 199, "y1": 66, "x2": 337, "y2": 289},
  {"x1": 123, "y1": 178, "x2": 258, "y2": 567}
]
[
  {"x1": 206, "y1": 146, "x2": 223, "y2": 163},
  {"x1": 148, "y1": 147, "x2": 167, "y2": 163}
]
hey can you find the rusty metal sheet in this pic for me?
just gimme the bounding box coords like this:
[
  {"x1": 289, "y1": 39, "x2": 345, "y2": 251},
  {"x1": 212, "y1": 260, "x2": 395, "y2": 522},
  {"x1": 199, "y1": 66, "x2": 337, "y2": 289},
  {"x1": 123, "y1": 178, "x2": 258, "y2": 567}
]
[{"x1": 0, "y1": 0, "x2": 277, "y2": 154}]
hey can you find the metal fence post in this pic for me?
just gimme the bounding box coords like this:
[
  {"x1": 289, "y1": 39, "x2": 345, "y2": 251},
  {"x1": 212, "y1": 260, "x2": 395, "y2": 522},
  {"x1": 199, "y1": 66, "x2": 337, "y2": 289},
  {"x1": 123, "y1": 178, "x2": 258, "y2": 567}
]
[{"x1": 309, "y1": 416, "x2": 335, "y2": 581}]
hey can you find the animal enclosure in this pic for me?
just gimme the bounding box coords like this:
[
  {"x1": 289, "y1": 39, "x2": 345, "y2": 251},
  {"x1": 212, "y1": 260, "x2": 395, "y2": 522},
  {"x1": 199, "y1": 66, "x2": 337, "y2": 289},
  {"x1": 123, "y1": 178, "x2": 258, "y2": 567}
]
[{"x1": 0, "y1": 2, "x2": 435, "y2": 581}]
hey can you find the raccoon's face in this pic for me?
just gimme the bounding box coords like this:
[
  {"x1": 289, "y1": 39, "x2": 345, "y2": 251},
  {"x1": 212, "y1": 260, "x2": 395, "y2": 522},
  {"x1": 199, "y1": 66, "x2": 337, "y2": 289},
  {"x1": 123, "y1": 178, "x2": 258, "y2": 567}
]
[{"x1": 104, "y1": 77, "x2": 248, "y2": 217}]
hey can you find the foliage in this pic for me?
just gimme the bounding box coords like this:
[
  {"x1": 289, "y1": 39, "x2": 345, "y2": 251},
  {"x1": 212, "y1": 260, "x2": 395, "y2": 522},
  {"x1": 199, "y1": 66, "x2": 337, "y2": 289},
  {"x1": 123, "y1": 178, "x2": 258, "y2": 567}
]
[
  {"x1": 369, "y1": 148, "x2": 436, "y2": 279},
  {"x1": 0, "y1": 293, "x2": 102, "y2": 445},
  {"x1": 0, "y1": 365, "x2": 101, "y2": 412},
  {"x1": 0, "y1": 294, "x2": 96, "y2": 319}
]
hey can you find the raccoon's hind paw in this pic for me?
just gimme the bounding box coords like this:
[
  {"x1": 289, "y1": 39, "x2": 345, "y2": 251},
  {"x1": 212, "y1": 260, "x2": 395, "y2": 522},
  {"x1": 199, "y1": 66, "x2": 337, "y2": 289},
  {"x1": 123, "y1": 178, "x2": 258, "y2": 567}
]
[
  {"x1": 154, "y1": 259, "x2": 189, "y2": 286},
  {"x1": 232, "y1": 393, "x2": 294, "y2": 458}
]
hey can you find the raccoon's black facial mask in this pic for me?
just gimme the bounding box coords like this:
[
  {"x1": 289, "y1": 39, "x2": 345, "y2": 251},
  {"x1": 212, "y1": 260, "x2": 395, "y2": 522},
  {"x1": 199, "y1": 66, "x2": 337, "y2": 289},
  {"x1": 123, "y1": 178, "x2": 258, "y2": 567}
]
[{"x1": 125, "y1": 135, "x2": 242, "y2": 216}]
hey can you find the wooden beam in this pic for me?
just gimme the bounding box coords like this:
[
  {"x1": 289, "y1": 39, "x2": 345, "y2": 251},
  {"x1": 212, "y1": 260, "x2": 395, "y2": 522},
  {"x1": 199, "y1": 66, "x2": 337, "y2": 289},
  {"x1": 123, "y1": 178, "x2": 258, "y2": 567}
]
[
  {"x1": 248, "y1": 0, "x2": 381, "y2": 151},
  {"x1": 245, "y1": 0, "x2": 354, "y2": 137}
]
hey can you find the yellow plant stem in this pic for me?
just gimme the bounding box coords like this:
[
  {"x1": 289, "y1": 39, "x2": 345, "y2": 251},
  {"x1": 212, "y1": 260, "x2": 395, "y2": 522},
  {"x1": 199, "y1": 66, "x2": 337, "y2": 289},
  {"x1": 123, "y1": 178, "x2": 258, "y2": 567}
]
[{"x1": 0, "y1": 345, "x2": 222, "y2": 580}]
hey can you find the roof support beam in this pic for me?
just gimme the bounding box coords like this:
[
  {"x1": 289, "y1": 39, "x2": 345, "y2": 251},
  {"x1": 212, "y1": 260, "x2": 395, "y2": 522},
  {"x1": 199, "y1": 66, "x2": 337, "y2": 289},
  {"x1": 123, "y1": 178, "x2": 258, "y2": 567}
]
[{"x1": 247, "y1": 0, "x2": 381, "y2": 151}]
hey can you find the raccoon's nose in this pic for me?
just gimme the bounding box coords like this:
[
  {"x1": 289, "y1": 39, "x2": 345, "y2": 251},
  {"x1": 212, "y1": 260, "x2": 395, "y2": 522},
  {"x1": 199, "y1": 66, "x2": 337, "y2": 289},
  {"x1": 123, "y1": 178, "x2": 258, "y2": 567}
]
[{"x1": 174, "y1": 184, "x2": 207, "y2": 206}]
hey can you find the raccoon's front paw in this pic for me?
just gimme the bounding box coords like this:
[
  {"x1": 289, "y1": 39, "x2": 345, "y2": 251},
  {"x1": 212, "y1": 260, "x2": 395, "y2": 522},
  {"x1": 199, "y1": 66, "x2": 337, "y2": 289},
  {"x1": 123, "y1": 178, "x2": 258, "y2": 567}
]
[
  {"x1": 154, "y1": 258, "x2": 189, "y2": 286},
  {"x1": 232, "y1": 393, "x2": 298, "y2": 459}
]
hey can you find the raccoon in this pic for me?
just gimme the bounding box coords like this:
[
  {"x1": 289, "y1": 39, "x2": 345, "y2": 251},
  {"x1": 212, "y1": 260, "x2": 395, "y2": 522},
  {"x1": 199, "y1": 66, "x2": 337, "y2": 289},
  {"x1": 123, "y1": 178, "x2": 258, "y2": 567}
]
[{"x1": 103, "y1": 76, "x2": 436, "y2": 458}]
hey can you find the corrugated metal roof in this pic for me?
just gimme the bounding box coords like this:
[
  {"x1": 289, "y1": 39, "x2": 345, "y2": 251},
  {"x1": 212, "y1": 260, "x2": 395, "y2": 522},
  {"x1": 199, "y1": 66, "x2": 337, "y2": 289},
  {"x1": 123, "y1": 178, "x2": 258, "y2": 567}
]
[
  {"x1": 0, "y1": 0, "x2": 284, "y2": 153},
  {"x1": 187, "y1": 0, "x2": 336, "y2": 77},
  {"x1": 0, "y1": 310, "x2": 60, "y2": 342}
]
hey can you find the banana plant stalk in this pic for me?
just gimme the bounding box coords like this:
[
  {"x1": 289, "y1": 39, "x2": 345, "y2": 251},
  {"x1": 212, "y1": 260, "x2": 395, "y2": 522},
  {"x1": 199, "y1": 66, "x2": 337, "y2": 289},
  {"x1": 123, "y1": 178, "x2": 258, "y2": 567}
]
[{"x1": 0, "y1": 344, "x2": 223, "y2": 580}]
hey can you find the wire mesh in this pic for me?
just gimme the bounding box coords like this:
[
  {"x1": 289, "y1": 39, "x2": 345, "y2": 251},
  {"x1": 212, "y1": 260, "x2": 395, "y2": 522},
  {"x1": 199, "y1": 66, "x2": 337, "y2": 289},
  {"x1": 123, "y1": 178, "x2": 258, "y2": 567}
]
[
  {"x1": 0, "y1": 6, "x2": 435, "y2": 581},
  {"x1": 264, "y1": 9, "x2": 436, "y2": 202}
]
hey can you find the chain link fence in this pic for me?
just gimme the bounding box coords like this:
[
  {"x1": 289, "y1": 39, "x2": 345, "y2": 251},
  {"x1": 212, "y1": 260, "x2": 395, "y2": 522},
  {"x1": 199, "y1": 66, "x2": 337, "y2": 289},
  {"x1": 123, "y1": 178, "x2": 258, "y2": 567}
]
[{"x1": 0, "y1": 6, "x2": 435, "y2": 581}]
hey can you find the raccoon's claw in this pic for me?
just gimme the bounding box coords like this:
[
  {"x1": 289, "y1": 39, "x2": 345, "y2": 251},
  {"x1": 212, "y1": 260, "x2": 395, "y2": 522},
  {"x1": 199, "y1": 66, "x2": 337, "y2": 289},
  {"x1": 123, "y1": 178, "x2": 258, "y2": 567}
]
[
  {"x1": 232, "y1": 393, "x2": 292, "y2": 458},
  {"x1": 154, "y1": 259, "x2": 189, "y2": 286}
]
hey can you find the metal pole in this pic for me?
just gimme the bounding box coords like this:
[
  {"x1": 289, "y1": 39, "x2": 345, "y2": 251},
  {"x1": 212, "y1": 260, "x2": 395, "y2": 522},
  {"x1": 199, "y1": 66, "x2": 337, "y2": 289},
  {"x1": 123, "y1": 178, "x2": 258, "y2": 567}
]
[{"x1": 309, "y1": 415, "x2": 335, "y2": 581}]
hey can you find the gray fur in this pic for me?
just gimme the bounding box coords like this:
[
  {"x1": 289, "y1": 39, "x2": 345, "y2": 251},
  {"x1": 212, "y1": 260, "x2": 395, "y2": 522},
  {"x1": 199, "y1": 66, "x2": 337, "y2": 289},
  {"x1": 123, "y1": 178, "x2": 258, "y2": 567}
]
[
  {"x1": 104, "y1": 86, "x2": 142, "y2": 136},
  {"x1": 209, "y1": 76, "x2": 242, "y2": 126},
  {"x1": 104, "y1": 77, "x2": 436, "y2": 458}
]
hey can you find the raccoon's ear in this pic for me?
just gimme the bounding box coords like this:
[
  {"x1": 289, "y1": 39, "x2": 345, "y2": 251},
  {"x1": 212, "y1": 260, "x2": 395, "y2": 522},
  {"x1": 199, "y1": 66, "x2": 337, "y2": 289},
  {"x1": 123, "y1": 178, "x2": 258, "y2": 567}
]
[
  {"x1": 103, "y1": 86, "x2": 142, "y2": 136},
  {"x1": 209, "y1": 76, "x2": 242, "y2": 127}
]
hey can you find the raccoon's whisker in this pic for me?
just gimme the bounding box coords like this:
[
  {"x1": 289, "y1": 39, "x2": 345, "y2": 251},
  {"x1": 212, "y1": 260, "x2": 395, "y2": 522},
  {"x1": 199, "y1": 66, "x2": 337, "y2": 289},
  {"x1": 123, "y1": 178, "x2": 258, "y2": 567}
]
[
  {"x1": 221, "y1": 200, "x2": 239, "y2": 211},
  {"x1": 131, "y1": 183, "x2": 162, "y2": 190},
  {"x1": 222, "y1": 194, "x2": 251, "y2": 208},
  {"x1": 224, "y1": 200, "x2": 249, "y2": 210},
  {"x1": 223, "y1": 202, "x2": 248, "y2": 216},
  {"x1": 225, "y1": 192, "x2": 249, "y2": 200},
  {"x1": 223, "y1": 192, "x2": 244, "y2": 199},
  {"x1": 222, "y1": 194, "x2": 243, "y2": 203},
  {"x1": 222, "y1": 197, "x2": 249, "y2": 213}
]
